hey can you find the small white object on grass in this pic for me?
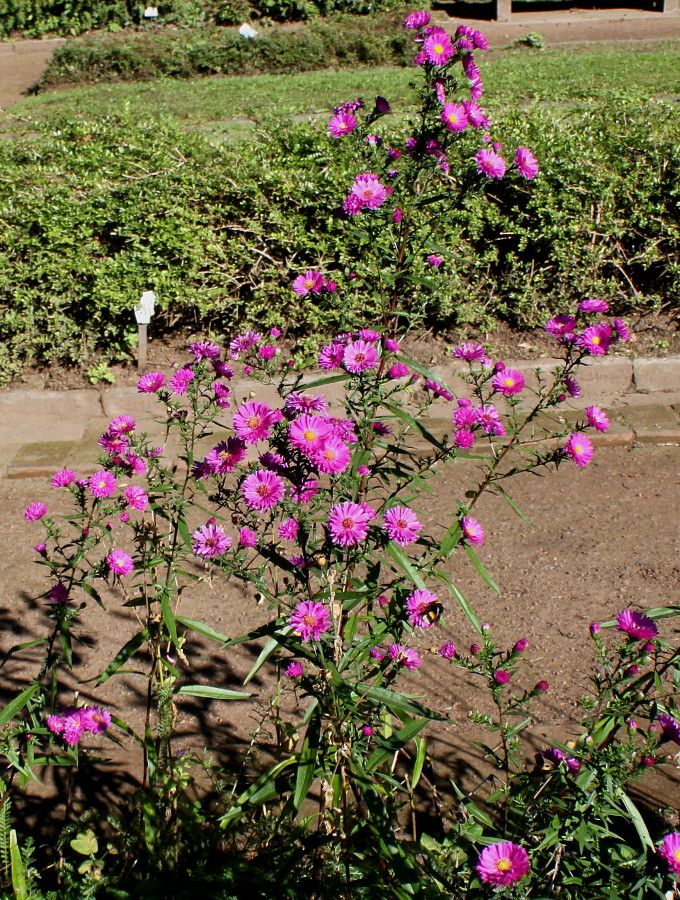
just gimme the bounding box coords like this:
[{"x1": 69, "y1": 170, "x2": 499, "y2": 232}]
[
  {"x1": 143, "y1": 6, "x2": 159, "y2": 16},
  {"x1": 238, "y1": 22, "x2": 258, "y2": 38},
  {"x1": 134, "y1": 291, "x2": 156, "y2": 367}
]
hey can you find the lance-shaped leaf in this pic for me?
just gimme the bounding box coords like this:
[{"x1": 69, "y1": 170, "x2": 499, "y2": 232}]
[
  {"x1": 177, "y1": 616, "x2": 229, "y2": 645},
  {"x1": 385, "y1": 543, "x2": 426, "y2": 590},
  {"x1": 0, "y1": 683, "x2": 40, "y2": 730},
  {"x1": 366, "y1": 716, "x2": 429, "y2": 772},
  {"x1": 95, "y1": 628, "x2": 150, "y2": 685},
  {"x1": 464, "y1": 544, "x2": 501, "y2": 594},
  {"x1": 176, "y1": 685, "x2": 252, "y2": 701},
  {"x1": 293, "y1": 708, "x2": 321, "y2": 811}
]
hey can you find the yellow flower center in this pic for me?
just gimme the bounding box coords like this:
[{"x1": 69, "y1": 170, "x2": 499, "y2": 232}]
[
  {"x1": 303, "y1": 613, "x2": 316, "y2": 626},
  {"x1": 304, "y1": 279, "x2": 314, "y2": 289},
  {"x1": 247, "y1": 415, "x2": 261, "y2": 428},
  {"x1": 496, "y1": 858, "x2": 512, "y2": 873},
  {"x1": 433, "y1": 42, "x2": 443, "y2": 54},
  {"x1": 674, "y1": 849, "x2": 680, "y2": 862},
  {"x1": 303, "y1": 429, "x2": 317, "y2": 442},
  {"x1": 503, "y1": 377, "x2": 514, "y2": 387},
  {"x1": 591, "y1": 336, "x2": 601, "y2": 345}
]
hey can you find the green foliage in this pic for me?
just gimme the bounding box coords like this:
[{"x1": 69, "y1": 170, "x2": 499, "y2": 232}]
[
  {"x1": 35, "y1": 17, "x2": 412, "y2": 88},
  {"x1": 1, "y1": 100, "x2": 679, "y2": 382}
]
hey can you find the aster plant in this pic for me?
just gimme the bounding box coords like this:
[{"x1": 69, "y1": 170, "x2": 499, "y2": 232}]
[{"x1": 2, "y1": 14, "x2": 680, "y2": 900}]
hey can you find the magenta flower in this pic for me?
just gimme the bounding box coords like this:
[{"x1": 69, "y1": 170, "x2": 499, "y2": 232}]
[
  {"x1": 475, "y1": 148, "x2": 506, "y2": 179},
  {"x1": 616, "y1": 609, "x2": 658, "y2": 641},
  {"x1": 462, "y1": 100, "x2": 490, "y2": 129},
  {"x1": 192, "y1": 523, "x2": 232, "y2": 558},
  {"x1": 343, "y1": 340, "x2": 380, "y2": 373},
  {"x1": 427, "y1": 256, "x2": 443, "y2": 268},
  {"x1": 328, "y1": 501, "x2": 373, "y2": 547},
  {"x1": 405, "y1": 588, "x2": 440, "y2": 628},
  {"x1": 108, "y1": 415, "x2": 136, "y2": 436},
  {"x1": 388, "y1": 362, "x2": 410, "y2": 378},
  {"x1": 461, "y1": 516, "x2": 485, "y2": 546},
  {"x1": 613, "y1": 318, "x2": 630, "y2": 342},
  {"x1": 350, "y1": 173, "x2": 388, "y2": 210},
  {"x1": 494, "y1": 669, "x2": 510, "y2": 684},
  {"x1": 80, "y1": 706, "x2": 112, "y2": 734},
  {"x1": 286, "y1": 661, "x2": 304, "y2": 678},
  {"x1": 658, "y1": 832, "x2": 680, "y2": 874},
  {"x1": 285, "y1": 392, "x2": 328, "y2": 415},
  {"x1": 229, "y1": 331, "x2": 261, "y2": 355},
  {"x1": 189, "y1": 340, "x2": 221, "y2": 360},
  {"x1": 62, "y1": 713, "x2": 87, "y2": 746},
  {"x1": 452, "y1": 342, "x2": 489, "y2": 363},
  {"x1": 441, "y1": 102, "x2": 468, "y2": 131},
  {"x1": 289, "y1": 414, "x2": 333, "y2": 455},
  {"x1": 658, "y1": 713, "x2": 680, "y2": 746},
  {"x1": 292, "y1": 270, "x2": 324, "y2": 296},
  {"x1": 137, "y1": 371, "x2": 167, "y2": 393},
  {"x1": 536, "y1": 680, "x2": 549, "y2": 692},
  {"x1": 423, "y1": 28, "x2": 454, "y2": 65},
  {"x1": 313, "y1": 438, "x2": 352, "y2": 475},
  {"x1": 51, "y1": 469, "x2": 77, "y2": 488},
  {"x1": 564, "y1": 433, "x2": 594, "y2": 467},
  {"x1": 124, "y1": 485, "x2": 149, "y2": 511},
  {"x1": 577, "y1": 323, "x2": 612, "y2": 355},
  {"x1": 328, "y1": 111, "x2": 357, "y2": 137},
  {"x1": 475, "y1": 404, "x2": 505, "y2": 436},
  {"x1": 514, "y1": 638, "x2": 529, "y2": 653},
  {"x1": 24, "y1": 502, "x2": 48, "y2": 521},
  {"x1": 89, "y1": 471, "x2": 117, "y2": 499},
  {"x1": 536, "y1": 747, "x2": 580, "y2": 773},
  {"x1": 477, "y1": 842, "x2": 530, "y2": 887},
  {"x1": 514, "y1": 146, "x2": 539, "y2": 180},
  {"x1": 277, "y1": 519, "x2": 299, "y2": 541},
  {"x1": 585, "y1": 406, "x2": 610, "y2": 432},
  {"x1": 545, "y1": 314, "x2": 577, "y2": 340},
  {"x1": 204, "y1": 437, "x2": 248, "y2": 474},
  {"x1": 387, "y1": 644, "x2": 422, "y2": 671},
  {"x1": 439, "y1": 641, "x2": 456, "y2": 659},
  {"x1": 564, "y1": 375, "x2": 581, "y2": 398},
  {"x1": 384, "y1": 506, "x2": 423, "y2": 546},
  {"x1": 403, "y1": 9, "x2": 430, "y2": 27},
  {"x1": 290, "y1": 600, "x2": 331, "y2": 642},
  {"x1": 318, "y1": 342, "x2": 345, "y2": 370},
  {"x1": 423, "y1": 379, "x2": 453, "y2": 400},
  {"x1": 107, "y1": 550, "x2": 134, "y2": 575},
  {"x1": 169, "y1": 368, "x2": 195, "y2": 394},
  {"x1": 233, "y1": 401, "x2": 279, "y2": 444},
  {"x1": 49, "y1": 584, "x2": 70, "y2": 604},
  {"x1": 289, "y1": 478, "x2": 320, "y2": 504},
  {"x1": 242, "y1": 470, "x2": 285, "y2": 511},
  {"x1": 239, "y1": 527, "x2": 258, "y2": 547},
  {"x1": 492, "y1": 368, "x2": 525, "y2": 395},
  {"x1": 453, "y1": 429, "x2": 476, "y2": 449},
  {"x1": 579, "y1": 298, "x2": 609, "y2": 314}
]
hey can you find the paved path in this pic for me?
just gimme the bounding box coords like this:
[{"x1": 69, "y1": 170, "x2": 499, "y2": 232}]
[{"x1": 1, "y1": 354, "x2": 679, "y2": 480}]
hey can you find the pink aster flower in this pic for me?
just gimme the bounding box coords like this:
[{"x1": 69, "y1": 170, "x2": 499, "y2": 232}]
[
  {"x1": 289, "y1": 478, "x2": 320, "y2": 504},
  {"x1": 312, "y1": 438, "x2": 352, "y2": 475},
  {"x1": 585, "y1": 406, "x2": 610, "y2": 432},
  {"x1": 423, "y1": 29, "x2": 454, "y2": 66},
  {"x1": 108, "y1": 415, "x2": 136, "y2": 436},
  {"x1": 89, "y1": 471, "x2": 117, "y2": 499},
  {"x1": 658, "y1": 714, "x2": 680, "y2": 746},
  {"x1": 439, "y1": 641, "x2": 456, "y2": 659},
  {"x1": 229, "y1": 331, "x2": 261, "y2": 355},
  {"x1": 212, "y1": 382, "x2": 231, "y2": 409},
  {"x1": 564, "y1": 375, "x2": 581, "y2": 398},
  {"x1": 388, "y1": 362, "x2": 410, "y2": 378},
  {"x1": 462, "y1": 100, "x2": 490, "y2": 129},
  {"x1": 545, "y1": 314, "x2": 577, "y2": 341},
  {"x1": 137, "y1": 371, "x2": 167, "y2": 393},
  {"x1": 423, "y1": 379, "x2": 453, "y2": 400},
  {"x1": 123, "y1": 485, "x2": 149, "y2": 511},
  {"x1": 344, "y1": 193, "x2": 364, "y2": 215},
  {"x1": 80, "y1": 706, "x2": 112, "y2": 734},
  {"x1": 579, "y1": 298, "x2": 609, "y2": 314},
  {"x1": 168, "y1": 368, "x2": 195, "y2": 396},
  {"x1": 189, "y1": 340, "x2": 221, "y2": 361},
  {"x1": 285, "y1": 392, "x2": 328, "y2": 415},
  {"x1": 494, "y1": 669, "x2": 510, "y2": 684},
  {"x1": 384, "y1": 506, "x2": 422, "y2": 546},
  {"x1": 477, "y1": 842, "x2": 530, "y2": 887},
  {"x1": 98, "y1": 432, "x2": 130, "y2": 455},
  {"x1": 536, "y1": 747, "x2": 580, "y2": 773},
  {"x1": 453, "y1": 342, "x2": 488, "y2": 363},
  {"x1": 107, "y1": 550, "x2": 134, "y2": 575},
  {"x1": 475, "y1": 404, "x2": 505, "y2": 436},
  {"x1": 514, "y1": 146, "x2": 539, "y2": 180},
  {"x1": 239, "y1": 527, "x2": 258, "y2": 548},
  {"x1": 242, "y1": 470, "x2": 285, "y2": 511},
  {"x1": 492, "y1": 368, "x2": 525, "y2": 396},
  {"x1": 405, "y1": 588, "x2": 440, "y2": 628},
  {"x1": 192, "y1": 523, "x2": 232, "y2": 558},
  {"x1": 328, "y1": 501, "x2": 373, "y2": 547},
  {"x1": 290, "y1": 600, "x2": 331, "y2": 641},
  {"x1": 344, "y1": 340, "x2": 380, "y2": 373},
  {"x1": 24, "y1": 502, "x2": 48, "y2": 521},
  {"x1": 613, "y1": 318, "x2": 630, "y2": 342},
  {"x1": 350, "y1": 174, "x2": 388, "y2": 210},
  {"x1": 475, "y1": 148, "x2": 507, "y2": 179},
  {"x1": 387, "y1": 644, "x2": 422, "y2": 671},
  {"x1": 441, "y1": 102, "x2": 468, "y2": 132},
  {"x1": 616, "y1": 609, "x2": 658, "y2": 642},
  {"x1": 277, "y1": 519, "x2": 299, "y2": 541},
  {"x1": 577, "y1": 323, "x2": 613, "y2": 356},
  {"x1": 328, "y1": 111, "x2": 357, "y2": 138},
  {"x1": 318, "y1": 342, "x2": 345, "y2": 370},
  {"x1": 233, "y1": 401, "x2": 279, "y2": 444},
  {"x1": 213, "y1": 360, "x2": 234, "y2": 379},
  {"x1": 49, "y1": 584, "x2": 70, "y2": 604},
  {"x1": 658, "y1": 832, "x2": 680, "y2": 874},
  {"x1": 62, "y1": 713, "x2": 87, "y2": 746},
  {"x1": 289, "y1": 414, "x2": 333, "y2": 455},
  {"x1": 461, "y1": 516, "x2": 485, "y2": 546},
  {"x1": 452, "y1": 428, "x2": 475, "y2": 449},
  {"x1": 564, "y1": 433, "x2": 594, "y2": 467},
  {"x1": 293, "y1": 270, "x2": 325, "y2": 296},
  {"x1": 403, "y1": 9, "x2": 430, "y2": 27},
  {"x1": 286, "y1": 661, "x2": 304, "y2": 678},
  {"x1": 51, "y1": 469, "x2": 77, "y2": 488},
  {"x1": 204, "y1": 437, "x2": 248, "y2": 474},
  {"x1": 47, "y1": 714, "x2": 65, "y2": 735}
]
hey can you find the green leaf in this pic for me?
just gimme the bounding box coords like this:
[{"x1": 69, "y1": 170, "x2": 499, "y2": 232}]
[
  {"x1": 367, "y1": 717, "x2": 429, "y2": 771},
  {"x1": 299, "y1": 372, "x2": 350, "y2": 391},
  {"x1": 431, "y1": 572, "x2": 483, "y2": 634},
  {"x1": 244, "y1": 635, "x2": 280, "y2": 685},
  {"x1": 385, "y1": 543, "x2": 426, "y2": 590},
  {"x1": 293, "y1": 710, "x2": 321, "y2": 811},
  {"x1": 161, "y1": 591, "x2": 179, "y2": 647},
  {"x1": 382, "y1": 400, "x2": 445, "y2": 452},
  {"x1": 464, "y1": 544, "x2": 501, "y2": 594},
  {"x1": 412, "y1": 735, "x2": 426, "y2": 790},
  {"x1": 176, "y1": 516, "x2": 191, "y2": 548},
  {"x1": 176, "y1": 685, "x2": 252, "y2": 701},
  {"x1": 495, "y1": 485, "x2": 537, "y2": 528},
  {"x1": 0, "y1": 683, "x2": 39, "y2": 729},
  {"x1": 438, "y1": 520, "x2": 462, "y2": 559},
  {"x1": 95, "y1": 628, "x2": 150, "y2": 685},
  {"x1": 360, "y1": 684, "x2": 442, "y2": 721},
  {"x1": 70, "y1": 831, "x2": 99, "y2": 856},
  {"x1": 619, "y1": 791, "x2": 654, "y2": 850},
  {"x1": 10, "y1": 830, "x2": 28, "y2": 900},
  {"x1": 177, "y1": 616, "x2": 229, "y2": 644}
]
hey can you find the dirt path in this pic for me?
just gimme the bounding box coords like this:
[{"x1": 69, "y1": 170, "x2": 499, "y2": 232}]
[{"x1": 0, "y1": 38, "x2": 64, "y2": 110}]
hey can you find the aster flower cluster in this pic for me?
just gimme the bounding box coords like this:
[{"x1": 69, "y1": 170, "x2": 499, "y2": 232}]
[{"x1": 47, "y1": 705, "x2": 112, "y2": 746}]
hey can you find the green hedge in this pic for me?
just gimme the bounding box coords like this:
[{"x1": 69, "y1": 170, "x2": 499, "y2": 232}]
[
  {"x1": 34, "y1": 18, "x2": 412, "y2": 88},
  {"x1": 0, "y1": 102, "x2": 678, "y2": 382}
]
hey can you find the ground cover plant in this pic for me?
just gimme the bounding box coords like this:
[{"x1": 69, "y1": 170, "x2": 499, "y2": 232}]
[{"x1": 2, "y1": 15, "x2": 680, "y2": 898}]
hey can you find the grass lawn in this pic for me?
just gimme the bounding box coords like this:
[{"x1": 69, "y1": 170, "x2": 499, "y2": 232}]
[{"x1": 6, "y1": 40, "x2": 680, "y2": 141}]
